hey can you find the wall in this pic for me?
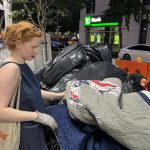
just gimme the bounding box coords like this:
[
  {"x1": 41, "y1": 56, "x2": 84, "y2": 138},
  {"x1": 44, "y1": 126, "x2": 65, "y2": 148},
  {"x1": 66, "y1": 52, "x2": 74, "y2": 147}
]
[
  {"x1": 146, "y1": 5, "x2": 150, "y2": 44},
  {"x1": 95, "y1": 0, "x2": 109, "y2": 15},
  {"x1": 79, "y1": 8, "x2": 86, "y2": 45},
  {"x1": 121, "y1": 17, "x2": 141, "y2": 47},
  {"x1": 79, "y1": 0, "x2": 150, "y2": 47},
  {"x1": 79, "y1": 0, "x2": 110, "y2": 45},
  {"x1": 146, "y1": 24, "x2": 150, "y2": 44}
]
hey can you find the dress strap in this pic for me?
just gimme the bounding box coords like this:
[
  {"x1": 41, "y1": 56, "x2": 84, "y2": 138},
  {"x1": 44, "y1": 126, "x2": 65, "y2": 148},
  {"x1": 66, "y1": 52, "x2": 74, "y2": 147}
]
[
  {"x1": 0, "y1": 61, "x2": 21, "y2": 75},
  {"x1": 1, "y1": 61, "x2": 19, "y2": 68}
]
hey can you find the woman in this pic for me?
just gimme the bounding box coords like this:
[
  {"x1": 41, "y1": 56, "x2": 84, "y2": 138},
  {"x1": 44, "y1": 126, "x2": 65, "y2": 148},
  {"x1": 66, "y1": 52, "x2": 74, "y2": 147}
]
[{"x1": 0, "y1": 21, "x2": 65, "y2": 150}]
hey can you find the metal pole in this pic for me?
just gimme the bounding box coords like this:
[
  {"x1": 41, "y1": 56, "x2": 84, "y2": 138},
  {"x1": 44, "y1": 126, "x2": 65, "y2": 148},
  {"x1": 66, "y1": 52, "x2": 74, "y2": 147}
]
[{"x1": 56, "y1": 0, "x2": 59, "y2": 41}]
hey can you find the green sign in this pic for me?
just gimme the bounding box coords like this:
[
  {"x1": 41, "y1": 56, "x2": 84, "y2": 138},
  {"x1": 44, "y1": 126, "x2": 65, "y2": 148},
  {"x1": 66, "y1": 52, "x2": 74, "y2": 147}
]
[
  {"x1": 90, "y1": 35, "x2": 95, "y2": 43},
  {"x1": 114, "y1": 35, "x2": 119, "y2": 44},
  {"x1": 84, "y1": 16, "x2": 91, "y2": 26},
  {"x1": 91, "y1": 22, "x2": 119, "y2": 27},
  {"x1": 96, "y1": 34, "x2": 101, "y2": 43},
  {"x1": 84, "y1": 15, "x2": 119, "y2": 27}
]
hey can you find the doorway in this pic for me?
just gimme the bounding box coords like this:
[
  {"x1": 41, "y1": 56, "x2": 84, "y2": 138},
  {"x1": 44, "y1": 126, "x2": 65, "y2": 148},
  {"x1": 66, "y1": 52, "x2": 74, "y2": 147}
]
[{"x1": 86, "y1": 26, "x2": 120, "y2": 53}]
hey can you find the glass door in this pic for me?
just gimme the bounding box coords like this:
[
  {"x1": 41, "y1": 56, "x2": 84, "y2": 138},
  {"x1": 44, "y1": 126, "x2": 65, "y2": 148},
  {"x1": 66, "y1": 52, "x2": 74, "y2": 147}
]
[{"x1": 87, "y1": 26, "x2": 120, "y2": 52}]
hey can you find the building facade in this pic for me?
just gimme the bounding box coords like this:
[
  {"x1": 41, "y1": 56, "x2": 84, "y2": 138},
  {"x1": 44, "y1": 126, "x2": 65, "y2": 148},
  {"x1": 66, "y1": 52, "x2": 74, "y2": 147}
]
[{"x1": 79, "y1": 0, "x2": 150, "y2": 52}]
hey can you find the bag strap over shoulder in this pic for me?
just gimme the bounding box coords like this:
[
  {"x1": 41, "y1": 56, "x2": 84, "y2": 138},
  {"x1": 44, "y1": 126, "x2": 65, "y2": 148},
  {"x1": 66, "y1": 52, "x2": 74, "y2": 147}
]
[
  {"x1": 1, "y1": 61, "x2": 21, "y2": 109},
  {"x1": 9, "y1": 75, "x2": 21, "y2": 109}
]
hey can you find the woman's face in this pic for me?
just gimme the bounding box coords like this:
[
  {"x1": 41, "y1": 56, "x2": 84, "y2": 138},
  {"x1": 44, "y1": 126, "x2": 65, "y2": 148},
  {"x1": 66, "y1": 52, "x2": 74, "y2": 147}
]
[{"x1": 19, "y1": 37, "x2": 41, "y2": 61}]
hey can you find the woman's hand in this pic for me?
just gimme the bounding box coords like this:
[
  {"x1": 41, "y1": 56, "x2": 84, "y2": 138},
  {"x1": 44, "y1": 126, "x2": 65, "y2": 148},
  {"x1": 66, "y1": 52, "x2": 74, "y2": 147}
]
[
  {"x1": 41, "y1": 90, "x2": 66, "y2": 101},
  {"x1": 58, "y1": 91, "x2": 66, "y2": 99},
  {"x1": 34, "y1": 111, "x2": 57, "y2": 130}
]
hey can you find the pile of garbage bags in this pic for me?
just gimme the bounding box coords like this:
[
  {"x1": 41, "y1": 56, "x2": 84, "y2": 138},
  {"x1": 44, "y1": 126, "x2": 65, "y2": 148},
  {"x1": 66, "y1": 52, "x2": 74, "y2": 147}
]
[
  {"x1": 35, "y1": 43, "x2": 127, "y2": 93},
  {"x1": 35, "y1": 43, "x2": 150, "y2": 150}
]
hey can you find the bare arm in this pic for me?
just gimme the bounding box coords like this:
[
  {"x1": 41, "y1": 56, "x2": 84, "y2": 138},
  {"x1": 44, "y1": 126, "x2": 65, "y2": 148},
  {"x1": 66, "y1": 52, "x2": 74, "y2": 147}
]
[
  {"x1": 0, "y1": 63, "x2": 37, "y2": 123},
  {"x1": 41, "y1": 90, "x2": 65, "y2": 101},
  {"x1": 0, "y1": 108, "x2": 37, "y2": 123}
]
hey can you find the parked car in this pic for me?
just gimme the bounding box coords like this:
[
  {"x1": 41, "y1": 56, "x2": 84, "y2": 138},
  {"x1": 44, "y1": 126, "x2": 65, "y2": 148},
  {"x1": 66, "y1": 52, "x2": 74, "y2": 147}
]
[
  {"x1": 51, "y1": 40, "x2": 64, "y2": 51},
  {"x1": 118, "y1": 44, "x2": 150, "y2": 62}
]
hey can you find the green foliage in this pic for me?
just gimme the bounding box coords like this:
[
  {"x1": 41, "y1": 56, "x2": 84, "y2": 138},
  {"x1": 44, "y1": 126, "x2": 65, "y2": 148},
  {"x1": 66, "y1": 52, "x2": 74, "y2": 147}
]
[
  {"x1": 13, "y1": 0, "x2": 29, "y2": 3},
  {"x1": 12, "y1": 0, "x2": 86, "y2": 20},
  {"x1": 105, "y1": 0, "x2": 150, "y2": 30},
  {"x1": 12, "y1": 0, "x2": 52, "y2": 30},
  {"x1": 11, "y1": 0, "x2": 86, "y2": 32},
  {"x1": 57, "y1": 0, "x2": 86, "y2": 11}
]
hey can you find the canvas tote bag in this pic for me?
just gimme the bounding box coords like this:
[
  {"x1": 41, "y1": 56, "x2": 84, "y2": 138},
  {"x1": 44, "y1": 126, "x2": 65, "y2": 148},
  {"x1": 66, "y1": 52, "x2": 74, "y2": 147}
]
[{"x1": 0, "y1": 76, "x2": 21, "y2": 150}]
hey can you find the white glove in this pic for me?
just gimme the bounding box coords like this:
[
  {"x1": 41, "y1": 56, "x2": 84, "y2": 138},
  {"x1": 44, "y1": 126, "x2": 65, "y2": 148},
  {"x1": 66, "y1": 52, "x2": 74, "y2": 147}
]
[{"x1": 35, "y1": 112, "x2": 57, "y2": 130}]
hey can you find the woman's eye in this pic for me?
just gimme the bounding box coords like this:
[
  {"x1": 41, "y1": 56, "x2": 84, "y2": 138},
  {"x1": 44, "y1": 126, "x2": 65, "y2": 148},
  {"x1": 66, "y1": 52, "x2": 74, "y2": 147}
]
[{"x1": 32, "y1": 46, "x2": 36, "y2": 49}]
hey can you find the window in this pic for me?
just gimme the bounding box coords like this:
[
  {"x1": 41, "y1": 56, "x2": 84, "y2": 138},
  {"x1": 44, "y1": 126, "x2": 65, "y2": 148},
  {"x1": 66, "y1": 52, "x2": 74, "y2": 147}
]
[
  {"x1": 128, "y1": 46, "x2": 139, "y2": 50},
  {"x1": 128, "y1": 45, "x2": 150, "y2": 51},
  {"x1": 143, "y1": 0, "x2": 150, "y2": 5},
  {"x1": 86, "y1": 0, "x2": 95, "y2": 14},
  {"x1": 142, "y1": 45, "x2": 150, "y2": 51}
]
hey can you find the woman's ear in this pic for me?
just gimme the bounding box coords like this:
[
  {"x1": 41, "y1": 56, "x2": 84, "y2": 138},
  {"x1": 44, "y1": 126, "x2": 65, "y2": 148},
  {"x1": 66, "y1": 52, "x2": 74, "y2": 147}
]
[{"x1": 15, "y1": 40, "x2": 22, "y2": 49}]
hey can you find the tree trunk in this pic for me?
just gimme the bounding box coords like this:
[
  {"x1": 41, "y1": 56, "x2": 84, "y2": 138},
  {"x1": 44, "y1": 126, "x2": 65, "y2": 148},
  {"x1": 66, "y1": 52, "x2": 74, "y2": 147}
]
[
  {"x1": 3, "y1": 0, "x2": 12, "y2": 27},
  {"x1": 43, "y1": 31, "x2": 48, "y2": 62},
  {"x1": 0, "y1": 14, "x2": 4, "y2": 31}
]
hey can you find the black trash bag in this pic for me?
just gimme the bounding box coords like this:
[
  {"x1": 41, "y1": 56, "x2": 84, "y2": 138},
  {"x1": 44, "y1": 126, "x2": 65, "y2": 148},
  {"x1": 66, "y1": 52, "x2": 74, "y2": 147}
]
[
  {"x1": 48, "y1": 69, "x2": 79, "y2": 93},
  {"x1": 76, "y1": 62, "x2": 127, "y2": 82},
  {"x1": 122, "y1": 75, "x2": 133, "y2": 93},
  {"x1": 53, "y1": 43, "x2": 80, "y2": 62},
  {"x1": 53, "y1": 43, "x2": 90, "y2": 67},
  {"x1": 40, "y1": 80, "x2": 50, "y2": 90},
  {"x1": 122, "y1": 73, "x2": 145, "y2": 93},
  {"x1": 147, "y1": 83, "x2": 150, "y2": 91},
  {"x1": 42, "y1": 43, "x2": 90, "y2": 87},
  {"x1": 93, "y1": 45, "x2": 112, "y2": 63},
  {"x1": 34, "y1": 60, "x2": 53, "y2": 82},
  {"x1": 83, "y1": 45, "x2": 103, "y2": 62}
]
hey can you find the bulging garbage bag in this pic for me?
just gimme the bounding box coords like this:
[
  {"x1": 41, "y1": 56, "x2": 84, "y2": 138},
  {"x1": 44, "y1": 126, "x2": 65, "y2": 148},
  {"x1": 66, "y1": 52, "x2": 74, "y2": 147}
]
[
  {"x1": 83, "y1": 45, "x2": 103, "y2": 62},
  {"x1": 48, "y1": 69, "x2": 79, "y2": 93},
  {"x1": 93, "y1": 45, "x2": 112, "y2": 63},
  {"x1": 42, "y1": 43, "x2": 90, "y2": 87},
  {"x1": 76, "y1": 62, "x2": 127, "y2": 82},
  {"x1": 34, "y1": 60, "x2": 53, "y2": 82},
  {"x1": 122, "y1": 73, "x2": 145, "y2": 93}
]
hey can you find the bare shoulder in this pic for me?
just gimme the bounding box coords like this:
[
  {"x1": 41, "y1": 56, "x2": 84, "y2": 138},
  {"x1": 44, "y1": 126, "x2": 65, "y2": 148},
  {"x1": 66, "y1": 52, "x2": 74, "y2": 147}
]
[
  {"x1": 0, "y1": 62, "x2": 20, "y2": 83},
  {"x1": 0, "y1": 62, "x2": 20, "y2": 73},
  {"x1": 0, "y1": 63, "x2": 20, "y2": 107}
]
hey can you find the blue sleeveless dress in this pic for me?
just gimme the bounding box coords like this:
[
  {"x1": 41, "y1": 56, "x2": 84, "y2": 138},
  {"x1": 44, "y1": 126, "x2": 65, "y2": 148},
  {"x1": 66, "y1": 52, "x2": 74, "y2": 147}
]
[{"x1": 17, "y1": 63, "x2": 48, "y2": 150}]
